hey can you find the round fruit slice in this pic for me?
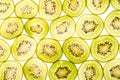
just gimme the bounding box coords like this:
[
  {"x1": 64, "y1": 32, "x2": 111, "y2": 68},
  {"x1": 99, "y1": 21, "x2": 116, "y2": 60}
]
[
  {"x1": 0, "y1": 61, "x2": 22, "y2": 80},
  {"x1": 105, "y1": 10, "x2": 120, "y2": 37},
  {"x1": 49, "y1": 60, "x2": 77, "y2": 80},
  {"x1": 25, "y1": 18, "x2": 49, "y2": 40},
  {"x1": 78, "y1": 60, "x2": 103, "y2": 80},
  {"x1": 0, "y1": 0, "x2": 14, "y2": 19},
  {"x1": 62, "y1": 37, "x2": 90, "y2": 63},
  {"x1": 87, "y1": 0, "x2": 109, "y2": 14},
  {"x1": 63, "y1": 0, "x2": 85, "y2": 17},
  {"x1": 39, "y1": 0, "x2": 62, "y2": 20},
  {"x1": 23, "y1": 58, "x2": 48, "y2": 80},
  {"x1": 76, "y1": 14, "x2": 104, "y2": 40},
  {"x1": 50, "y1": 16, "x2": 75, "y2": 41},
  {"x1": 15, "y1": 0, "x2": 38, "y2": 19},
  {"x1": 0, "y1": 17, "x2": 24, "y2": 39},
  {"x1": 36, "y1": 38, "x2": 62, "y2": 63},
  {"x1": 104, "y1": 58, "x2": 120, "y2": 80},
  {"x1": 111, "y1": 0, "x2": 120, "y2": 10},
  {"x1": 12, "y1": 34, "x2": 37, "y2": 61},
  {"x1": 0, "y1": 39, "x2": 10, "y2": 62},
  {"x1": 91, "y1": 35, "x2": 118, "y2": 62}
]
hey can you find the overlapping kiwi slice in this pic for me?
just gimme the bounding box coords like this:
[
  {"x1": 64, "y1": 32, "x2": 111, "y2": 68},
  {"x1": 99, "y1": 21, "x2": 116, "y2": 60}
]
[
  {"x1": 62, "y1": 37, "x2": 90, "y2": 63},
  {"x1": 0, "y1": 61, "x2": 23, "y2": 80},
  {"x1": 39, "y1": 0, "x2": 62, "y2": 20},
  {"x1": 76, "y1": 14, "x2": 104, "y2": 40},
  {"x1": 12, "y1": 35, "x2": 37, "y2": 61},
  {"x1": 50, "y1": 16, "x2": 75, "y2": 41},
  {"x1": 0, "y1": 17, "x2": 24, "y2": 39},
  {"x1": 23, "y1": 58, "x2": 48, "y2": 80},
  {"x1": 63, "y1": 0, "x2": 85, "y2": 17},
  {"x1": 78, "y1": 60, "x2": 103, "y2": 80},
  {"x1": 36, "y1": 38, "x2": 62, "y2": 63},
  {"x1": 105, "y1": 10, "x2": 120, "y2": 37},
  {"x1": 0, "y1": 0, "x2": 14, "y2": 19},
  {"x1": 91, "y1": 35, "x2": 118, "y2": 62},
  {"x1": 49, "y1": 60, "x2": 77, "y2": 80},
  {"x1": 25, "y1": 18, "x2": 49, "y2": 40},
  {"x1": 104, "y1": 58, "x2": 120, "y2": 80},
  {"x1": 15, "y1": 0, "x2": 38, "y2": 19},
  {"x1": 111, "y1": 0, "x2": 120, "y2": 10},
  {"x1": 87, "y1": 0, "x2": 109, "y2": 14}
]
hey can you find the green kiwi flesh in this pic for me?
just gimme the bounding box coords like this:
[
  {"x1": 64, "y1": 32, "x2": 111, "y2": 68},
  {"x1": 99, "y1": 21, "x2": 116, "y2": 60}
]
[
  {"x1": 62, "y1": 37, "x2": 90, "y2": 63},
  {"x1": 111, "y1": 0, "x2": 120, "y2": 10}
]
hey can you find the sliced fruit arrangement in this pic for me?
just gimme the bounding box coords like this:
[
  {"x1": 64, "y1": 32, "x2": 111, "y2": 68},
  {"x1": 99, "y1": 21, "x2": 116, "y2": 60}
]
[
  {"x1": 76, "y1": 14, "x2": 104, "y2": 40},
  {"x1": 0, "y1": 61, "x2": 23, "y2": 80},
  {"x1": 12, "y1": 34, "x2": 37, "y2": 61},
  {"x1": 111, "y1": 0, "x2": 120, "y2": 10},
  {"x1": 78, "y1": 60, "x2": 103, "y2": 80},
  {"x1": 87, "y1": 0, "x2": 109, "y2": 14},
  {"x1": 0, "y1": 17, "x2": 24, "y2": 39},
  {"x1": 91, "y1": 35, "x2": 119, "y2": 62},
  {"x1": 39, "y1": 0, "x2": 62, "y2": 20},
  {"x1": 63, "y1": 0, "x2": 85, "y2": 17},
  {"x1": 15, "y1": 0, "x2": 38, "y2": 19},
  {"x1": 25, "y1": 18, "x2": 49, "y2": 40},
  {"x1": 62, "y1": 37, "x2": 90, "y2": 63},
  {"x1": 50, "y1": 16, "x2": 75, "y2": 41},
  {"x1": 0, "y1": 0, "x2": 14, "y2": 19},
  {"x1": 23, "y1": 58, "x2": 48, "y2": 80},
  {"x1": 36, "y1": 38, "x2": 62, "y2": 63},
  {"x1": 105, "y1": 10, "x2": 120, "y2": 37},
  {"x1": 104, "y1": 58, "x2": 120, "y2": 80},
  {"x1": 49, "y1": 60, "x2": 77, "y2": 80}
]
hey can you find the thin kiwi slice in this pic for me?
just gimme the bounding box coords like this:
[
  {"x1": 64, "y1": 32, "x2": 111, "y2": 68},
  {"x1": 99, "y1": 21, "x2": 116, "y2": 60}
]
[
  {"x1": 78, "y1": 60, "x2": 103, "y2": 80},
  {"x1": 76, "y1": 14, "x2": 104, "y2": 40},
  {"x1": 0, "y1": 17, "x2": 24, "y2": 39},
  {"x1": 111, "y1": 0, "x2": 120, "y2": 10},
  {"x1": 25, "y1": 18, "x2": 49, "y2": 40},
  {"x1": 15, "y1": 0, "x2": 38, "y2": 19},
  {"x1": 104, "y1": 58, "x2": 120, "y2": 80},
  {"x1": 49, "y1": 60, "x2": 77, "y2": 80},
  {"x1": 0, "y1": 0, "x2": 14, "y2": 19},
  {"x1": 23, "y1": 57, "x2": 48, "y2": 80},
  {"x1": 0, "y1": 39, "x2": 10, "y2": 62},
  {"x1": 50, "y1": 16, "x2": 75, "y2": 41},
  {"x1": 105, "y1": 10, "x2": 120, "y2": 37},
  {"x1": 62, "y1": 37, "x2": 90, "y2": 63},
  {"x1": 63, "y1": 0, "x2": 85, "y2": 17},
  {"x1": 0, "y1": 61, "x2": 22, "y2": 80},
  {"x1": 36, "y1": 38, "x2": 62, "y2": 63},
  {"x1": 39, "y1": 0, "x2": 62, "y2": 20},
  {"x1": 87, "y1": 0, "x2": 109, "y2": 14},
  {"x1": 91, "y1": 35, "x2": 118, "y2": 62},
  {"x1": 12, "y1": 34, "x2": 37, "y2": 61}
]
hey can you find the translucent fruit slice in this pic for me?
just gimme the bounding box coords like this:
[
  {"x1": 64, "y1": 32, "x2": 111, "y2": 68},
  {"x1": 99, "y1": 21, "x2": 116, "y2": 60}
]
[
  {"x1": 62, "y1": 37, "x2": 90, "y2": 63},
  {"x1": 111, "y1": 0, "x2": 120, "y2": 10},
  {"x1": 25, "y1": 18, "x2": 49, "y2": 40}
]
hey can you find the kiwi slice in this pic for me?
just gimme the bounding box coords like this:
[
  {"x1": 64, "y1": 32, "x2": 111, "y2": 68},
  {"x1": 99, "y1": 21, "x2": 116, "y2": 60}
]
[
  {"x1": 105, "y1": 10, "x2": 120, "y2": 37},
  {"x1": 63, "y1": 0, "x2": 85, "y2": 17},
  {"x1": 104, "y1": 58, "x2": 120, "y2": 80},
  {"x1": 49, "y1": 60, "x2": 77, "y2": 80},
  {"x1": 91, "y1": 35, "x2": 118, "y2": 62},
  {"x1": 12, "y1": 34, "x2": 37, "y2": 61},
  {"x1": 0, "y1": 0, "x2": 14, "y2": 19},
  {"x1": 62, "y1": 37, "x2": 90, "y2": 63},
  {"x1": 39, "y1": 0, "x2": 62, "y2": 20},
  {"x1": 25, "y1": 18, "x2": 49, "y2": 40},
  {"x1": 87, "y1": 0, "x2": 109, "y2": 14},
  {"x1": 111, "y1": 0, "x2": 120, "y2": 10},
  {"x1": 78, "y1": 60, "x2": 103, "y2": 80},
  {"x1": 0, "y1": 17, "x2": 24, "y2": 39},
  {"x1": 23, "y1": 57, "x2": 48, "y2": 80},
  {"x1": 76, "y1": 14, "x2": 104, "y2": 40},
  {"x1": 0, "y1": 61, "x2": 22, "y2": 80},
  {"x1": 50, "y1": 16, "x2": 75, "y2": 41},
  {"x1": 36, "y1": 38, "x2": 62, "y2": 63},
  {"x1": 15, "y1": 0, "x2": 38, "y2": 19}
]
